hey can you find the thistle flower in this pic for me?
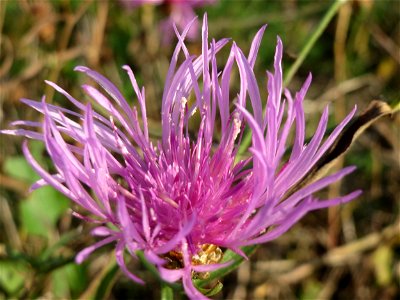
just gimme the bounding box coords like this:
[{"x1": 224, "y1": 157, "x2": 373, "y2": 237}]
[{"x1": 2, "y1": 15, "x2": 361, "y2": 299}]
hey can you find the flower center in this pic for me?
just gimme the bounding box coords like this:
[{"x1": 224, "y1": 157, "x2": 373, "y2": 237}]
[{"x1": 163, "y1": 244, "x2": 223, "y2": 279}]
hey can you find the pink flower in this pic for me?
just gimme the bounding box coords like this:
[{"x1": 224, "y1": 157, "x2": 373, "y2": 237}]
[
  {"x1": 2, "y1": 15, "x2": 361, "y2": 299},
  {"x1": 120, "y1": 0, "x2": 217, "y2": 42}
]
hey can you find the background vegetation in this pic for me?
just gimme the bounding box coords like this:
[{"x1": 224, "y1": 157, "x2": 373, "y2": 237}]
[{"x1": 0, "y1": 0, "x2": 399, "y2": 299}]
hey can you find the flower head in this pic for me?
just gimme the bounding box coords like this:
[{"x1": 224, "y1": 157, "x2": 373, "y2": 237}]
[{"x1": 2, "y1": 15, "x2": 361, "y2": 299}]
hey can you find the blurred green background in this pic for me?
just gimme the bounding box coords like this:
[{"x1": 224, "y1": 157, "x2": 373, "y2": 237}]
[{"x1": 0, "y1": 0, "x2": 399, "y2": 299}]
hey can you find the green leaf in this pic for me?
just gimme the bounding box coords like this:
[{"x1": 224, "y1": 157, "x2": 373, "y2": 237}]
[
  {"x1": 78, "y1": 253, "x2": 125, "y2": 300},
  {"x1": 3, "y1": 156, "x2": 39, "y2": 183},
  {"x1": 0, "y1": 261, "x2": 27, "y2": 296},
  {"x1": 19, "y1": 186, "x2": 69, "y2": 237},
  {"x1": 194, "y1": 245, "x2": 257, "y2": 289},
  {"x1": 66, "y1": 263, "x2": 88, "y2": 296},
  {"x1": 3, "y1": 140, "x2": 46, "y2": 183},
  {"x1": 161, "y1": 283, "x2": 174, "y2": 300},
  {"x1": 51, "y1": 263, "x2": 87, "y2": 298},
  {"x1": 196, "y1": 281, "x2": 223, "y2": 297},
  {"x1": 93, "y1": 262, "x2": 119, "y2": 300},
  {"x1": 52, "y1": 266, "x2": 70, "y2": 298}
]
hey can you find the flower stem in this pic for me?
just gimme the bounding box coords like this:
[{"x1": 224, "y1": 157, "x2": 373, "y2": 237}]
[{"x1": 283, "y1": 0, "x2": 348, "y2": 86}]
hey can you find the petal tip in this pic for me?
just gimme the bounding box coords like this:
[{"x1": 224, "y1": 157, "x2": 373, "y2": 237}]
[{"x1": 74, "y1": 66, "x2": 89, "y2": 72}]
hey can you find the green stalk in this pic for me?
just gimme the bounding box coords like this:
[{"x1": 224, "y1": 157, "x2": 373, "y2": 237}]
[
  {"x1": 238, "y1": 0, "x2": 348, "y2": 156},
  {"x1": 161, "y1": 283, "x2": 174, "y2": 300},
  {"x1": 283, "y1": 0, "x2": 348, "y2": 86}
]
